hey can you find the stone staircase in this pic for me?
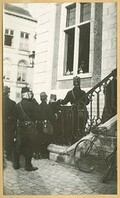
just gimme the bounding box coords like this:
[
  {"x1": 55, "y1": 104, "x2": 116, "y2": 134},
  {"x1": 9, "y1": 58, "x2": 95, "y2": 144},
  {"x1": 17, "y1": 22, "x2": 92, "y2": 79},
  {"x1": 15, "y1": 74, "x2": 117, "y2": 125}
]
[{"x1": 48, "y1": 115, "x2": 117, "y2": 169}]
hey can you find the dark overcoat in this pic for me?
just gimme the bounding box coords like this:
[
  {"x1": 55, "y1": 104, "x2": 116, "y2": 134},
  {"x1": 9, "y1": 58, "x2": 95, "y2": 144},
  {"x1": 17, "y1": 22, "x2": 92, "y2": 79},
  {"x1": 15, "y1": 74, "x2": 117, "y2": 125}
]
[
  {"x1": 15, "y1": 98, "x2": 39, "y2": 157},
  {"x1": 60, "y1": 87, "x2": 89, "y2": 143},
  {"x1": 3, "y1": 96, "x2": 16, "y2": 157}
]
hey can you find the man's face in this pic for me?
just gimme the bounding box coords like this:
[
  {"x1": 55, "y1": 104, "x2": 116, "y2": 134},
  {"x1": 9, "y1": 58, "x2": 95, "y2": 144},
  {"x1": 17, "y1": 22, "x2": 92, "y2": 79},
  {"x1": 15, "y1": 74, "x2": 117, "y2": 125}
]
[{"x1": 74, "y1": 81, "x2": 80, "y2": 88}]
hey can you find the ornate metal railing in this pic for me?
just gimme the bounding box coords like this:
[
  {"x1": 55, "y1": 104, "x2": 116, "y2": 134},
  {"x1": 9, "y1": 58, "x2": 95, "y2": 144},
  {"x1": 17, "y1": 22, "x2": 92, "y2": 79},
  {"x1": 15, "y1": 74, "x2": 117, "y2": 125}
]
[
  {"x1": 85, "y1": 68, "x2": 117, "y2": 130},
  {"x1": 54, "y1": 69, "x2": 117, "y2": 145}
]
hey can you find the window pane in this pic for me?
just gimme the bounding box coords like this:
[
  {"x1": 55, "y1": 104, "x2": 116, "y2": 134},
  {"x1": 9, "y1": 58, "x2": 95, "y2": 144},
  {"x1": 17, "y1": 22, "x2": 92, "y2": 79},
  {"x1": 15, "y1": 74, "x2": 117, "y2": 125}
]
[
  {"x1": 78, "y1": 23, "x2": 90, "y2": 74},
  {"x1": 64, "y1": 28, "x2": 75, "y2": 75},
  {"x1": 5, "y1": 29, "x2": 9, "y2": 34},
  {"x1": 17, "y1": 63, "x2": 27, "y2": 82},
  {"x1": 20, "y1": 32, "x2": 24, "y2": 38},
  {"x1": 6, "y1": 71, "x2": 10, "y2": 80},
  {"x1": 66, "y1": 4, "x2": 76, "y2": 27},
  {"x1": 17, "y1": 66, "x2": 22, "y2": 81},
  {"x1": 17, "y1": 72, "x2": 21, "y2": 81},
  {"x1": 20, "y1": 32, "x2": 29, "y2": 51},
  {"x1": 25, "y1": 33, "x2": 29, "y2": 39},
  {"x1": 10, "y1": 30, "x2": 14, "y2": 35},
  {"x1": 4, "y1": 35, "x2": 13, "y2": 46},
  {"x1": 80, "y1": 3, "x2": 91, "y2": 22},
  {"x1": 22, "y1": 72, "x2": 26, "y2": 82}
]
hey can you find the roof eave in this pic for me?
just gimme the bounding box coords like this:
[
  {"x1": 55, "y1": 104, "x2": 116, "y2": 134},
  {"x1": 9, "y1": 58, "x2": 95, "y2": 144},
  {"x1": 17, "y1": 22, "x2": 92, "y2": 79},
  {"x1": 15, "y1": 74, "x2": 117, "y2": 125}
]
[{"x1": 4, "y1": 10, "x2": 37, "y2": 23}]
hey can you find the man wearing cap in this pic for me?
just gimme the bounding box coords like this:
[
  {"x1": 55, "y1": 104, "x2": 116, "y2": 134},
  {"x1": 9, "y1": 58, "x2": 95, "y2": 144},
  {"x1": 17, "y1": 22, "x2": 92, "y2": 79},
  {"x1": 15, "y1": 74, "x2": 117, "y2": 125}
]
[
  {"x1": 37, "y1": 92, "x2": 56, "y2": 158},
  {"x1": 59, "y1": 76, "x2": 89, "y2": 142},
  {"x1": 13, "y1": 86, "x2": 39, "y2": 171},
  {"x1": 3, "y1": 86, "x2": 16, "y2": 161},
  {"x1": 49, "y1": 94, "x2": 62, "y2": 144}
]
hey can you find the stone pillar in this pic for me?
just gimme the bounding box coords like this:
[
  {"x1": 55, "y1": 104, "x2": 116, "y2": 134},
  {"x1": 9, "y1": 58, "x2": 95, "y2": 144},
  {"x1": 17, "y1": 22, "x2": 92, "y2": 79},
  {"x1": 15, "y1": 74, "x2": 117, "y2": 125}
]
[{"x1": 92, "y1": 3, "x2": 103, "y2": 86}]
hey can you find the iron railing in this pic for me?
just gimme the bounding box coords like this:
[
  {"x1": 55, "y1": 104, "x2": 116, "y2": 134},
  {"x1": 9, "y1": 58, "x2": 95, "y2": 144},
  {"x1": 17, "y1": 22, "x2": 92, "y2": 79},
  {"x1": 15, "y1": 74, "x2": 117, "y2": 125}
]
[{"x1": 53, "y1": 69, "x2": 117, "y2": 145}]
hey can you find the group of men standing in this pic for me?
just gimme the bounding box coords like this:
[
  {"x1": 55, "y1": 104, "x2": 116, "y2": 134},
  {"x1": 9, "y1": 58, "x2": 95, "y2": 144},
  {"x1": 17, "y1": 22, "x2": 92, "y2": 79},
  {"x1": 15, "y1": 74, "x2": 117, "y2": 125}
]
[
  {"x1": 3, "y1": 86, "x2": 58, "y2": 171},
  {"x1": 3, "y1": 76, "x2": 89, "y2": 172}
]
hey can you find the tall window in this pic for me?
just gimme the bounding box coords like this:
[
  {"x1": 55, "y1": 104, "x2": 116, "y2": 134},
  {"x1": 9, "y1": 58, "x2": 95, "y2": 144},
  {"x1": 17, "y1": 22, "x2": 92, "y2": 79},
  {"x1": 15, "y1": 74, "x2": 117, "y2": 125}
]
[
  {"x1": 4, "y1": 28, "x2": 14, "y2": 47},
  {"x1": 64, "y1": 4, "x2": 76, "y2": 75},
  {"x1": 78, "y1": 3, "x2": 91, "y2": 74},
  {"x1": 63, "y1": 3, "x2": 91, "y2": 76},
  {"x1": 3, "y1": 59, "x2": 11, "y2": 81},
  {"x1": 17, "y1": 61, "x2": 27, "y2": 83},
  {"x1": 19, "y1": 32, "x2": 29, "y2": 51}
]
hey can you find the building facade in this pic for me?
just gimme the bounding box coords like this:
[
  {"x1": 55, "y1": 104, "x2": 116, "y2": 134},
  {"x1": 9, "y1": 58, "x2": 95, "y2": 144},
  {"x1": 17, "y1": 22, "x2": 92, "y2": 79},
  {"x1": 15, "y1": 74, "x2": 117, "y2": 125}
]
[
  {"x1": 3, "y1": 3, "x2": 37, "y2": 103},
  {"x1": 33, "y1": 2, "x2": 117, "y2": 105}
]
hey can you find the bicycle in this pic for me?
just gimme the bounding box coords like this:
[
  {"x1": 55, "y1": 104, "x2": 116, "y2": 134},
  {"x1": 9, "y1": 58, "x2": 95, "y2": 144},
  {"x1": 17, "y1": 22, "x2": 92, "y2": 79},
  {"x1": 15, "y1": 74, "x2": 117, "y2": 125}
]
[
  {"x1": 73, "y1": 126, "x2": 117, "y2": 183},
  {"x1": 73, "y1": 126, "x2": 109, "y2": 173}
]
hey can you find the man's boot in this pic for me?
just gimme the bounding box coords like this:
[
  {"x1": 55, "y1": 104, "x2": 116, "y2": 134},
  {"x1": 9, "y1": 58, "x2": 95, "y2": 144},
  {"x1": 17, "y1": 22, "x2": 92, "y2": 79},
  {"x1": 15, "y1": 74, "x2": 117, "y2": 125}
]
[
  {"x1": 13, "y1": 153, "x2": 20, "y2": 170},
  {"x1": 25, "y1": 156, "x2": 38, "y2": 171}
]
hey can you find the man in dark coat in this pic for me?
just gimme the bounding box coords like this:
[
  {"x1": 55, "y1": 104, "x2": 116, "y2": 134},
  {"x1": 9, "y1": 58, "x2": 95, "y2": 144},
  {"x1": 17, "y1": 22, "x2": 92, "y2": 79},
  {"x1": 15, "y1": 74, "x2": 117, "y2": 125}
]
[
  {"x1": 60, "y1": 76, "x2": 89, "y2": 106},
  {"x1": 3, "y1": 86, "x2": 16, "y2": 161},
  {"x1": 49, "y1": 94, "x2": 62, "y2": 144},
  {"x1": 38, "y1": 92, "x2": 56, "y2": 158},
  {"x1": 59, "y1": 76, "x2": 89, "y2": 142},
  {"x1": 13, "y1": 87, "x2": 39, "y2": 171}
]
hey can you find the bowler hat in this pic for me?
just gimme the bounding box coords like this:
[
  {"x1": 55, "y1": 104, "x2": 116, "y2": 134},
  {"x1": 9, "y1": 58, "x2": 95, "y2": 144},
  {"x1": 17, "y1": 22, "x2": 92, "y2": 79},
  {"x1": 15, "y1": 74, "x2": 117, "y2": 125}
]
[{"x1": 21, "y1": 87, "x2": 30, "y2": 94}]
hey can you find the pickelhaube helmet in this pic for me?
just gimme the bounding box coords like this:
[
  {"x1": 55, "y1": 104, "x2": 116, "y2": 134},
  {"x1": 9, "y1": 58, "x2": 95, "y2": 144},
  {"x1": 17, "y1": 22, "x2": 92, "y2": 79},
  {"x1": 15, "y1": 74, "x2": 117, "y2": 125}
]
[
  {"x1": 3, "y1": 86, "x2": 10, "y2": 95},
  {"x1": 73, "y1": 76, "x2": 81, "y2": 86},
  {"x1": 21, "y1": 86, "x2": 30, "y2": 94},
  {"x1": 40, "y1": 92, "x2": 48, "y2": 101}
]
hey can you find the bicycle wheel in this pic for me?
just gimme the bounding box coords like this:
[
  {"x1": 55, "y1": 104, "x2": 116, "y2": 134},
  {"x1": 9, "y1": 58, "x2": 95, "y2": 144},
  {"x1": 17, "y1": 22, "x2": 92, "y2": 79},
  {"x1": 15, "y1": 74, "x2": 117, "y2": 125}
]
[{"x1": 74, "y1": 139, "x2": 95, "y2": 173}]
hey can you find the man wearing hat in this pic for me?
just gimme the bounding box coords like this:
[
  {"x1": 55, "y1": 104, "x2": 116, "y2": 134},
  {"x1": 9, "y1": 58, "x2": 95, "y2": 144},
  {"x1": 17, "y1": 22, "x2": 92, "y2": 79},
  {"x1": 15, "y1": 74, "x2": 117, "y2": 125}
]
[
  {"x1": 3, "y1": 86, "x2": 16, "y2": 161},
  {"x1": 59, "y1": 76, "x2": 89, "y2": 142},
  {"x1": 49, "y1": 94, "x2": 62, "y2": 144},
  {"x1": 13, "y1": 86, "x2": 39, "y2": 171},
  {"x1": 37, "y1": 92, "x2": 56, "y2": 158},
  {"x1": 59, "y1": 76, "x2": 89, "y2": 105}
]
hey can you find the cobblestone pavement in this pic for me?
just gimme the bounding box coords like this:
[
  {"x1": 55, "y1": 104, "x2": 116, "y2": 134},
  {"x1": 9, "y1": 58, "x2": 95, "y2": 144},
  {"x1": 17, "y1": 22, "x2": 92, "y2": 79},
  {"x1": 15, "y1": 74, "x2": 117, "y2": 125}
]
[{"x1": 3, "y1": 158, "x2": 117, "y2": 195}]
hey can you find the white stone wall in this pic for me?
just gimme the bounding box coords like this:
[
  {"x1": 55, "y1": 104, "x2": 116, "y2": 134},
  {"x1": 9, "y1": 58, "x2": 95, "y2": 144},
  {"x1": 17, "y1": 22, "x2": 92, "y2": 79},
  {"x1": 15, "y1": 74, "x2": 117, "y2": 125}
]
[
  {"x1": 3, "y1": 7, "x2": 37, "y2": 102},
  {"x1": 33, "y1": 2, "x2": 117, "y2": 115},
  {"x1": 33, "y1": 3, "x2": 57, "y2": 102},
  {"x1": 101, "y1": 2, "x2": 117, "y2": 79}
]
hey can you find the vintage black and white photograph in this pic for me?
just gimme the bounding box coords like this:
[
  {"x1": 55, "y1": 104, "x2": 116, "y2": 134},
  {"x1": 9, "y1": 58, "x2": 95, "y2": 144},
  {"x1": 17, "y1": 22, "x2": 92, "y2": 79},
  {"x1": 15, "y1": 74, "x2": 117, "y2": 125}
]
[{"x1": 2, "y1": 2, "x2": 117, "y2": 195}]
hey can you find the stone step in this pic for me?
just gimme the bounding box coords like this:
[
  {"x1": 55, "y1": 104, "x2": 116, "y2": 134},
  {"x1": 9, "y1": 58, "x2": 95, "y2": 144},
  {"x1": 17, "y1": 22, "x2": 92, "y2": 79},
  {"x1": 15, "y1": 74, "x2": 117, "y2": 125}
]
[{"x1": 48, "y1": 115, "x2": 117, "y2": 167}]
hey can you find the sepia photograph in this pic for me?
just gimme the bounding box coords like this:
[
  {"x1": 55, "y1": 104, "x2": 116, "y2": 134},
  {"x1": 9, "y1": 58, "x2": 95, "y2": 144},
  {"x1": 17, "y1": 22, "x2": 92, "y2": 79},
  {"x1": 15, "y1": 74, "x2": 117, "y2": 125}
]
[{"x1": 2, "y1": 1, "x2": 118, "y2": 196}]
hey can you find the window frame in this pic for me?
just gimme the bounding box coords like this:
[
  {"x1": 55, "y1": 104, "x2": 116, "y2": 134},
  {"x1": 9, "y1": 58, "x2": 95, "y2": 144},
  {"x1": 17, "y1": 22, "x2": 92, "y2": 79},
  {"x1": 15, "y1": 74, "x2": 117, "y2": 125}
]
[
  {"x1": 19, "y1": 31, "x2": 30, "y2": 51},
  {"x1": 17, "y1": 61, "x2": 28, "y2": 83},
  {"x1": 58, "y1": 2, "x2": 95, "y2": 80},
  {"x1": 3, "y1": 59, "x2": 11, "y2": 81},
  {"x1": 4, "y1": 28, "x2": 14, "y2": 47}
]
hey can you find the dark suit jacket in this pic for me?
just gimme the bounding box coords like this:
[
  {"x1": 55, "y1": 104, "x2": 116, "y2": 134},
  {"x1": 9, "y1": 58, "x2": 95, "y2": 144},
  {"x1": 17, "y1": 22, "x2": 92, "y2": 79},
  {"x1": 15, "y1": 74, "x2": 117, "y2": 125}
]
[
  {"x1": 60, "y1": 87, "x2": 89, "y2": 108},
  {"x1": 15, "y1": 98, "x2": 39, "y2": 121}
]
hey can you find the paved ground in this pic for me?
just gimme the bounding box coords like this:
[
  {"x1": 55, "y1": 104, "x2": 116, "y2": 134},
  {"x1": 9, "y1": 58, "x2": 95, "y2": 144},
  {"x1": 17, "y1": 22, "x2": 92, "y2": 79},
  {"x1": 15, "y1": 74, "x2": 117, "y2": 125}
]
[{"x1": 3, "y1": 158, "x2": 117, "y2": 195}]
